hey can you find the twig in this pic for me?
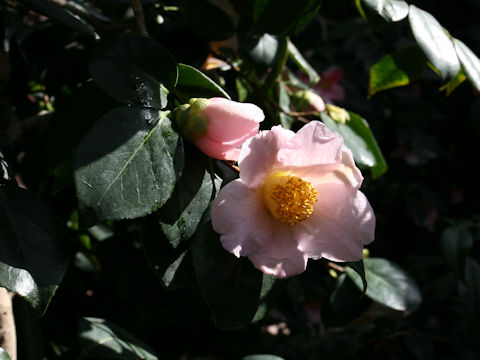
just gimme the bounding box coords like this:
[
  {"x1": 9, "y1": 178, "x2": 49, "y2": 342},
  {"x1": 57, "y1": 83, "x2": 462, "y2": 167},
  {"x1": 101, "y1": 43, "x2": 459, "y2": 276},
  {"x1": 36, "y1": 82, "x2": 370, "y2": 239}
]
[
  {"x1": 223, "y1": 161, "x2": 239, "y2": 173},
  {"x1": 131, "y1": 0, "x2": 150, "y2": 38},
  {"x1": 327, "y1": 261, "x2": 345, "y2": 273}
]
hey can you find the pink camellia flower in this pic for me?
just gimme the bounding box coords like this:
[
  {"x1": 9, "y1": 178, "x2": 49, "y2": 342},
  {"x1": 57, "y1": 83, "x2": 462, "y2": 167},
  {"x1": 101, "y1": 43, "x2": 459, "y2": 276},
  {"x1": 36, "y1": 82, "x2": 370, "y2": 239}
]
[
  {"x1": 211, "y1": 121, "x2": 375, "y2": 278},
  {"x1": 175, "y1": 97, "x2": 264, "y2": 161}
]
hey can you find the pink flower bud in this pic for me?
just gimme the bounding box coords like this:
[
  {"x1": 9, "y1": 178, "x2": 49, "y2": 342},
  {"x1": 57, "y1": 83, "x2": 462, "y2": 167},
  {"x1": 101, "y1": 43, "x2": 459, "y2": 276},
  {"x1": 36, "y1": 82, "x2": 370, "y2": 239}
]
[
  {"x1": 290, "y1": 89, "x2": 326, "y2": 112},
  {"x1": 175, "y1": 97, "x2": 264, "y2": 161}
]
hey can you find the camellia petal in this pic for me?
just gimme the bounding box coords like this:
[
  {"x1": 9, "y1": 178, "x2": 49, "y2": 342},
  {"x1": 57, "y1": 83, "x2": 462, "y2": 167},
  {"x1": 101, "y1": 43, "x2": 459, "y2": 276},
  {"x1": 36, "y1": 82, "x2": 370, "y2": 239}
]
[
  {"x1": 174, "y1": 97, "x2": 264, "y2": 161},
  {"x1": 212, "y1": 120, "x2": 376, "y2": 278}
]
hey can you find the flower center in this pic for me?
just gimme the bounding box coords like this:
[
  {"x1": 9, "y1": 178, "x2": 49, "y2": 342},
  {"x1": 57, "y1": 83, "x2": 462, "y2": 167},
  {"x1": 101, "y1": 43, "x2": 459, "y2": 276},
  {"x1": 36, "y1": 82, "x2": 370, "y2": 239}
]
[{"x1": 262, "y1": 171, "x2": 318, "y2": 225}]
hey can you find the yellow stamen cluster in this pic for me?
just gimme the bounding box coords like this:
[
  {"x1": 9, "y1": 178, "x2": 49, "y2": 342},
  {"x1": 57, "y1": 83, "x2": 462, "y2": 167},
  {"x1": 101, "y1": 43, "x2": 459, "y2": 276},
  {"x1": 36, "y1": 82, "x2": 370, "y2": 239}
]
[{"x1": 263, "y1": 171, "x2": 318, "y2": 225}]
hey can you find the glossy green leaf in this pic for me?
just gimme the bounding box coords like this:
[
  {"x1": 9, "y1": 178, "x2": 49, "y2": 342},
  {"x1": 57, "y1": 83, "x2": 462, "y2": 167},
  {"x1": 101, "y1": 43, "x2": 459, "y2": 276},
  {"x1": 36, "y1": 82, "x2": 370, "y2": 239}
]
[
  {"x1": 74, "y1": 107, "x2": 183, "y2": 223},
  {"x1": 142, "y1": 216, "x2": 190, "y2": 288},
  {"x1": 347, "y1": 258, "x2": 422, "y2": 312},
  {"x1": 175, "y1": 64, "x2": 230, "y2": 102},
  {"x1": 0, "y1": 186, "x2": 70, "y2": 315},
  {"x1": 408, "y1": 5, "x2": 460, "y2": 80},
  {"x1": 243, "y1": 356, "x2": 285, "y2": 360},
  {"x1": 440, "y1": 225, "x2": 473, "y2": 277},
  {"x1": 320, "y1": 112, "x2": 387, "y2": 178},
  {"x1": 369, "y1": 47, "x2": 426, "y2": 97},
  {"x1": 344, "y1": 259, "x2": 367, "y2": 292},
  {"x1": 278, "y1": 81, "x2": 294, "y2": 129},
  {"x1": 179, "y1": 0, "x2": 235, "y2": 41},
  {"x1": 0, "y1": 348, "x2": 12, "y2": 360},
  {"x1": 18, "y1": 0, "x2": 96, "y2": 36},
  {"x1": 454, "y1": 38, "x2": 480, "y2": 91},
  {"x1": 243, "y1": 33, "x2": 279, "y2": 70},
  {"x1": 89, "y1": 35, "x2": 177, "y2": 109},
  {"x1": 78, "y1": 317, "x2": 157, "y2": 359},
  {"x1": 159, "y1": 148, "x2": 221, "y2": 248},
  {"x1": 192, "y1": 222, "x2": 283, "y2": 328},
  {"x1": 288, "y1": 41, "x2": 320, "y2": 86},
  {"x1": 361, "y1": 0, "x2": 409, "y2": 22},
  {"x1": 251, "y1": 0, "x2": 322, "y2": 36}
]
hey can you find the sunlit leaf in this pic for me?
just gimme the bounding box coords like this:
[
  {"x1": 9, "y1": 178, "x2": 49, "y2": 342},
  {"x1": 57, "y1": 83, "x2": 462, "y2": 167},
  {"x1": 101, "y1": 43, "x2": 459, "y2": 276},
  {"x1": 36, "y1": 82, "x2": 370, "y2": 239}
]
[
  {"x1": 74, "y1": 108, "x2": 182, "y2": 223},
  {"x1": 89, "y1": 35, "x2": 177, "y2": 109},
  {"x1": 78, "y1": 317, "x2": 158, "y2": 359},
  {"x1": 361, "y1": 0, "x2": 409, "y2": 22},
  {"x1": 453, "y1": 38, "x2": 480, "y2": 92},
  {"x1": 288, "y1": 41, "x2": 320, "y2": 86},
  {"x1": 408, "y1": 5, "x2": 460, "y2": 80},
  {"x1": 0, "y1": 186, "x2": 70, "y2": 315},
  {"x1": 347, "y1": 258, "x2": 422, "y2": 312},
  {"x1": 369, "y1": 47, "x2": 426, "y2": 97},
  {"x1": 344, "y1": 259, "x2": 367, "y2": 292},
  {"x1": 175, "y1": 64, "x2": 230, "y2": 101},
  {"x1": 320, "y1": 112, "x2": 387, "y2": 178}
]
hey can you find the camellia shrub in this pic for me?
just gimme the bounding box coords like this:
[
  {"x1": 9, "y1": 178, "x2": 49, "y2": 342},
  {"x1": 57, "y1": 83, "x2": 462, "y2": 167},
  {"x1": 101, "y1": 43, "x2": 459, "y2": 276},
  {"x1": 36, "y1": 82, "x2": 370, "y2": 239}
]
[{"x1": 0, "y1": 0, "x2": 480, "y2": 359}]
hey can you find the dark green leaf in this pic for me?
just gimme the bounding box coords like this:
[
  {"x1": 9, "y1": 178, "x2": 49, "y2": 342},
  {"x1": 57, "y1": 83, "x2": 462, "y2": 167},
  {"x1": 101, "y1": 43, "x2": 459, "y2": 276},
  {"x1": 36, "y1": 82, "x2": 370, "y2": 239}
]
[
  {"x1": 278, "y1": 81, "x2": 294, "y2": 129},
  {"x1": 320, "y1": 112, "x2": 387, "y2": 178},
  {"x1": 242, "y1": 356, "x2": 285, "y2": 360},
  {"x1": 288, "y1": 41, "x2": 320, "y2": 86},
  {"x1": 159, "y1": 148, "x2": 221, "y2": 247},
  {"x1": 175, "y1": 64, "x2": 230, "y2": 102},
  {"x1": 408, "y1": 5, "x2": 460, "y2": 80},
  {"x1": 251, "y1": 0, "x2": 322, "y2": 36},
  {"x1": 369, "y1": 47, "x2": 427, "y2": 97},
  {"x1": 361, "y1": 0, "x2": 409, "y2": 22},
  {"x1": 453, "y1": 38, "x2": 480, "y2": 92},
  {"x1": 0, "y1": 348, "x2": 12, "y2": 360},
  {"x1": 0, "y1": 186, "x2": 70, "y2": 315},
  {"x1": 78, "y1": 317, "x2": 157, "y2": 360},
  {"x1": 192, "y1": 222, "x2": 282, "y2": 328},
  {"x1": 440, "y1": 225, "x2": 473, "y2": 278},
  {"x1": 242, "y1": 33, "x2": 279, "y2": 70},
  {"x1": 344, "y1": 259, "x2": 367, "y2": 292},
  {"x1": 18, "y1": 0, "x2": 96, "y2": 36},
  {"x1": 89, "y1": 35, "x2": 177, "y2": 109},
  {"x1": 347, "y1": 258, "x2": 422, "y2": 312},
  {"x1": 74, "y1": 107, "x2": 183, "y2": 223},
  {"x1": 179, "y1": 0, "x2": 235, "y2": 41},
  {"x1": 463, "y1": 257, "x2": 480, "y2": 332}
]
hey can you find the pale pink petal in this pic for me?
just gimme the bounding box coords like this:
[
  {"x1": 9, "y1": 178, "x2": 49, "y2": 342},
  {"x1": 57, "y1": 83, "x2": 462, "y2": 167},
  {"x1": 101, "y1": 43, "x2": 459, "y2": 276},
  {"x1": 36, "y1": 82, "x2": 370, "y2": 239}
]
[
  {"x1": 249, "y1": 250, "x2": 308, "y2": 278},
  {"x1": 194, "y1": 136, "x2": 240, "y2": 161},
  {"x1": 204, "y1": 98, "x2": 264, "y2": 143},
  {"x1": 212, "y1": 179, "x2": 270, "y2": 256},
  {"x1": 296, "y1": 182, "x2": 375, "y2": 262},
  {"x1": 277, "y1": 121, "x2": 344, "y2": 167},
  {"x1": 238, "y1": 126, "x2": 295, "y2": 188}
]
